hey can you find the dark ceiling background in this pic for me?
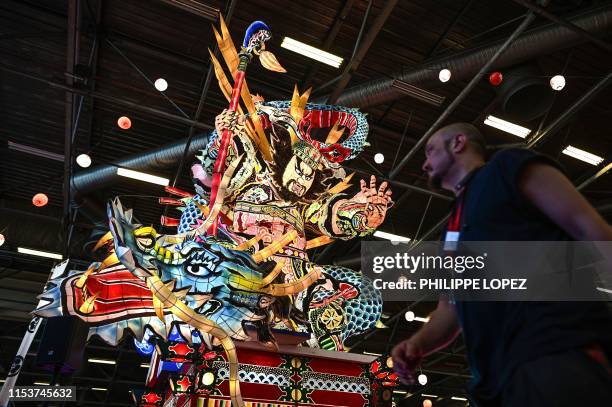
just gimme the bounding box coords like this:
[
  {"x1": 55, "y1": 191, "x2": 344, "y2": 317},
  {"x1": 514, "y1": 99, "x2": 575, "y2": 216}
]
[{"x1": 1, "y1": 0, "x2": 611, "y2": 405}]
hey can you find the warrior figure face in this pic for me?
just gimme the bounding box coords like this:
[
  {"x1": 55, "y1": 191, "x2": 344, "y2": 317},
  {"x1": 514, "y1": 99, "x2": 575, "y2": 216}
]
[{"x1": 281, "y1": 154, "x2": 316, "y2": 198}]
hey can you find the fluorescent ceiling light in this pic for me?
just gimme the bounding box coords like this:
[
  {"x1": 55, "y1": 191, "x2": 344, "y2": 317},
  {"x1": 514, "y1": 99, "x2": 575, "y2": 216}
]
[
  {"x1": 117, "y1": 168, "x2": 169, "y2": 186},
  {"x1": 140, "y1": 363, "x2": 150, "y2": 368},
  {"x1": 373, "y1": 231, "x2": 411, "y2": 242},
  {"x1": 363, "y1": 351, "x2": 382, "y2": 356},
  {"x1": 452, "y1": 396, "x2": 468, "y2": 401},
  {"x1": 34, "y1": 382, "x2": 50, "y2": 386},
  {"x1": 88, "y1": 358, "x2": 116, "y2": 365},
  {"x1": 484, "y1": 115, "x2": 531, "y2": 138},
  {"x1": 393, "y1": 390, "x2": 408, "y2": 395},
  {"x1": 92, "y1": 388, "x2": 108, "y2": 391},
  {"x1": 562, "y1": 146, "x2": 604, "y2": 166},
  {"x1": 17, "y1": 247, "x2": 62, "y2": 260},
  {"x1": 280, "y1": 37, "x2": 343, "y2": 68},
  {"x1": 422, "y1": 394, "x2": 439, "y2": 398}
]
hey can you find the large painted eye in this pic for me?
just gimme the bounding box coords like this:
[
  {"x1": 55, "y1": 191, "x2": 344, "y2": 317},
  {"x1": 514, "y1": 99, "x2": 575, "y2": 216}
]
[
  {"x1": 184, "y1": 249, "x2": 219, "y2": 276},
  {"x1": 186, "y1": 264, "x2": 208, "y2": 276}
]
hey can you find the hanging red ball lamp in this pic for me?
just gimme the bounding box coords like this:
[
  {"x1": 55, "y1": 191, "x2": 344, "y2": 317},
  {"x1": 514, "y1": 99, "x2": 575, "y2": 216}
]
[
  {"x1": 489, "y1": 71, "x2": 503, "y2": 86},
  {"x1": 32, "y1": 193, "x2": 49, "y2": 207},
  {"x1": 117, "y1": 116, "x2": 132, "y2": 130}
]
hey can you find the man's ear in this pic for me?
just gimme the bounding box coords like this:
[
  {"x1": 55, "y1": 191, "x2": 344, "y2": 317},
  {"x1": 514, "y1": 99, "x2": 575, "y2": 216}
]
[{"x1": 452, "y1": 133, "x2": 468, "y2": 153}]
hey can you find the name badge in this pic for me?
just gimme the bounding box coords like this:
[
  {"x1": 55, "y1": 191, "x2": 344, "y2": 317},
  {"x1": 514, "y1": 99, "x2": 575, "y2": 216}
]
[{"x1": 444, "y1": 231, "x2": 460, "y2": 251}]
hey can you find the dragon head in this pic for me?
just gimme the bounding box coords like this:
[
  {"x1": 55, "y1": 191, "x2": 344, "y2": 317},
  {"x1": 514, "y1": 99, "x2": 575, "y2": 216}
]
[{"x1": 34, "y1": 198, "x2": 279, "y2": 347}]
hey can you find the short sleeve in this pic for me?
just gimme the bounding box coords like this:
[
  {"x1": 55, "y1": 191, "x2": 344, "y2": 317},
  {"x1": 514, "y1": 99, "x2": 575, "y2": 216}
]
[{"x1": 490, "y1": 148, "x2": 565, "y2": 200}]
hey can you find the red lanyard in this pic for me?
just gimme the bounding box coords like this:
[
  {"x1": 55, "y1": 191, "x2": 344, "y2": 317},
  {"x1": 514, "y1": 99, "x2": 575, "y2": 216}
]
[
  {"x1": 444, "y1": 192, "x2": 465, "y2": 252},
  {"x1": 447, "y1": 192, "x2": 465, "y2": 232}
]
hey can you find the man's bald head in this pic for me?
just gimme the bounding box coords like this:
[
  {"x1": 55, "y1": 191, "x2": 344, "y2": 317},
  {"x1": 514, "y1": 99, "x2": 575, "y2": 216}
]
[
  {"x1": 431, "y1": 122, "x2": 487, "y2": 158},
  {"x1": 422, "y1": 123, "x2": 488, "y2": 191}
]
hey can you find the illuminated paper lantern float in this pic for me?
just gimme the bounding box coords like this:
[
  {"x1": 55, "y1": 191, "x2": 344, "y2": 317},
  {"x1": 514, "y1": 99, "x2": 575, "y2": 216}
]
[{"x1": 33, "y1": 16, "x2": 399, "y2": 407}]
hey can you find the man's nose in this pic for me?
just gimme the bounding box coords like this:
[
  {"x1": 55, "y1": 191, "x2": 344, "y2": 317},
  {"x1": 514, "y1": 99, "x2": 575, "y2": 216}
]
[{"x1": 422, "y1": 160, "x2": 431, "y2": 173}]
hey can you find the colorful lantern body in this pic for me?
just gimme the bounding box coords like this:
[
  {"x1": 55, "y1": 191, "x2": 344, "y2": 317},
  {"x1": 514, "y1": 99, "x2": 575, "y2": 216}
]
[{"x1": 31, "y1": 17, "x2": 397, "y2": 407}]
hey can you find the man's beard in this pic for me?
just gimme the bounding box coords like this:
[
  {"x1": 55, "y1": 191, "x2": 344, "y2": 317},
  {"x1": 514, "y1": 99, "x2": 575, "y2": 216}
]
[{"x1": 429, "y1": 173, "x2": 443, "y2": 189}]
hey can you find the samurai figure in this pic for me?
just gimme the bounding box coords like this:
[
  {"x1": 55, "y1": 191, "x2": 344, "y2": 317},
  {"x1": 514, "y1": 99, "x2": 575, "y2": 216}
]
[
  {"x1": 182, "y1": 91, "x2": 394, "y2": 350},
  {"x1": 30, "y1": 18, "x2": 399, "y2": 407}
]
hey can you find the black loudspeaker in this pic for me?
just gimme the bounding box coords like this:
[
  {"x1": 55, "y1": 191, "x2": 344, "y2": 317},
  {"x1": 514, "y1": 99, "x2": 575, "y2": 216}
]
[{"x1": 36, "y1": 316, "x2": 89, "y2": 373}]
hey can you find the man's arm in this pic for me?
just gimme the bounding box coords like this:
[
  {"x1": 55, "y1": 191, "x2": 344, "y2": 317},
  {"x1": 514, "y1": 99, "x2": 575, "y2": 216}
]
[
  {"x1": 391, "y1": 298, "x2": 461, "y2": 383},
  {"x1": 518, "y1": 162, "x2": 612, "y2": 240}
]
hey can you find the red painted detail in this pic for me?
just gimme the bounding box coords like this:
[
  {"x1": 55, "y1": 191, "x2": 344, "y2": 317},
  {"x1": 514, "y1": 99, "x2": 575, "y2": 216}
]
[
  {"x1": 311, "y1": 283, "x2": 358, "y2": 308},
  {"x1": 159, "y1": 197, "x2": 184, "y2": 206},
  {"x1": 375, "y1": 371, "x2": 388, "y2": 379},
  {"x1": 202, "y1": 351, "x2": 219, "y2": 360},
  {"x1": 175, "y1": 375, "x2": 192, "y2": 392},
  {"x1": 169, "y1": 342, "x2": 194, "y2": 357},
  {"x1": 160, "y1": 216, "x2": 180, "y2": 227},
  {"x1": 308, "y1": 389, "x2": 368, "y2": 407},
  {"x1": 382, "y1": 381, "x2": 398, "y2": 387},
  {"x1": 142, "y1": 392, "x2": 162, "y2": 404},
  {"x1": 72, "y1": 268, "x2": 155, "y2": 318},
  {"x1": 164, "y1": 186, "x2": 193, "y2": 198},
  {"x1": 308, "y1": 357, "x2": 364, "y2": 376},
  {"x1": 235, "y1": 349, "x2": 283, "y2": 367}
]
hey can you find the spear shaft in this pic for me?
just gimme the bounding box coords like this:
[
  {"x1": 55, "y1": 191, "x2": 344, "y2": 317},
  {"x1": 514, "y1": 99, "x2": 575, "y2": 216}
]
[{"x1": 208, "y1": 56, "x2": 249, "y2": 235}]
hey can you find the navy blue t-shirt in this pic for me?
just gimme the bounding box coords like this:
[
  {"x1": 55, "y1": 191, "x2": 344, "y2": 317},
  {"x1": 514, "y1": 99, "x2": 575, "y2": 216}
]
[{"x1": 447, "y1": 148, "x2": 612, "y2": 400}]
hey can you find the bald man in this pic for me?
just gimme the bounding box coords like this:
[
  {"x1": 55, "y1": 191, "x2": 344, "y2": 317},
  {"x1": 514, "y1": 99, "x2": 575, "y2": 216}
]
[{"x1": 391, "y1": 123, "x2": 612, "y2": 406}]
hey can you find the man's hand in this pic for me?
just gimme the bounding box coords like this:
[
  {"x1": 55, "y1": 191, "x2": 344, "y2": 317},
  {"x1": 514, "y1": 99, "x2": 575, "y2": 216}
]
[
  {"x1": 390, "y1": 299, "x2": 460, "y2": 385},
  {"x1": 391, "y1": 339, "x2": 423, "y2": 385},
  {"x1": 348, "y1": 175, "x2": 393, "y2": 229}
]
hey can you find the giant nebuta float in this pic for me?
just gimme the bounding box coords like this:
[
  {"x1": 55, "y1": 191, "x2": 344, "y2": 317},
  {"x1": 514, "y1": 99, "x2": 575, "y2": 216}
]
[{"x1": 31, "y1": 17, "x2": 399, "y2": 407}]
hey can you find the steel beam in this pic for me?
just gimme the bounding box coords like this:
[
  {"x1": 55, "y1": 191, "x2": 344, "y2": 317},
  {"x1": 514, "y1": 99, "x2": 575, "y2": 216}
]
[
  {"x1": 388, "y1": 11, "x2": 536, "y2": 180},
  {"x1": 302, "y1": 0, "x2": 356, "y2": 89},
  {"x1": 62, "y1": 0, "x2": 80, "y2": 257},
  {"x1": 512, "y1": 0, "x2": 612, "y2": 53},
  {"x1": 327, "y1": 0, "x2": 400, "y2": 103},
  {"x1": 170, "y1": 0, "x2": 238, "y2": 188},
  {"x1": 0, "y1": 65, "x2": 214, "y2": 131},
  {"x1": 528, "y1": 69, "x2": 612, "y2": 148}
]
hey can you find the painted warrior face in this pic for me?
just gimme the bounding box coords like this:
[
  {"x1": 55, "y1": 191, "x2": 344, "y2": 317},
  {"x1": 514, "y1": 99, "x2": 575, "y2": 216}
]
[{"x1": 281, "y1": 154, "x2": 316, "y2": 198}]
